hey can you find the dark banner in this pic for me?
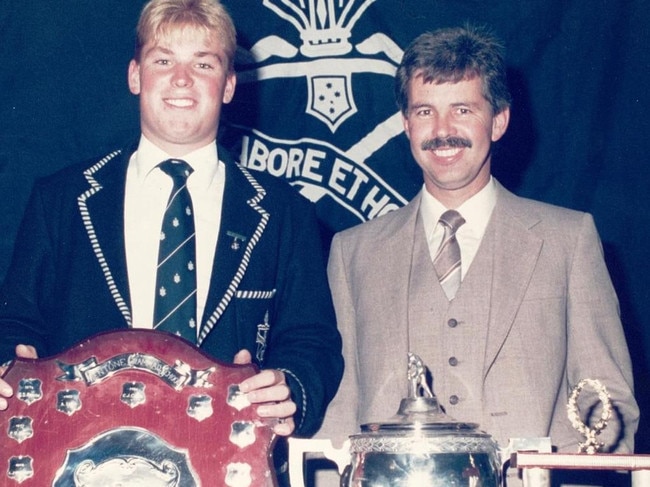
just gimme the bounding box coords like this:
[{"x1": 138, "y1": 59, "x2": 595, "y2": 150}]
[{"x1": 1, "y1": 0, "x2": 649, "y2": 450}]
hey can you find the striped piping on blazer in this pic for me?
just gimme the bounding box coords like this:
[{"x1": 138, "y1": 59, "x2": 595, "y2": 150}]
[
  {"x1": 198, "y1": 164, "x2": 270, "y2": 345},
  {"x1": 78, "y1": 150, "x2": 133, "y2": 327}
]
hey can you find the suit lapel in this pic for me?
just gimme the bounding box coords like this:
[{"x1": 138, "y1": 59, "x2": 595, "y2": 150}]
[
  {"x1": 77, "y1": 148, "x2": 133, "y2": 326},
  {"x1": 198, "y1": 162, "x2": 268, "y2": 344},
  {"x1": 483, "y1": 183, "x2": 543, "y2": 378},
  {"x1": 378, "y1": 194, "x2": 425, "y2": 350}
]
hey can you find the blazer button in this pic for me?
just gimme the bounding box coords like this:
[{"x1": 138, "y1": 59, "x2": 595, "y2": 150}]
[
  {"x1": 448, "y1": 356, "x2": 458, "y2": 366},
  {"x1": 449, "y1": 395, "x2": 459, "y2": 405},
  {"x1": 447, "y1": 318, "x2": 458, "y2": 328}
]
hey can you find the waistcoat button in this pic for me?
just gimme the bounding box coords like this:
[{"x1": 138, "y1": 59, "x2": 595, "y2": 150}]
[
  {"x1": 448, "y1": 356, "x2": 458, "y2": 366},
  {"x1": 447, "y1": 318, "x2": 458, "y2": 328},
  {"x1": 449, "y1": 395, "x2": 459, "y2": 405}
]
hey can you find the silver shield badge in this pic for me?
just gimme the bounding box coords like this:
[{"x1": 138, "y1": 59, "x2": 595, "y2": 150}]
[
  {"x1": 8, "y1": 456, "x2": 34, "y2": 483},
  {"x1": 56, "y1": 389, "x2": 81, "y2": 416},
  {"x1": 8, "y1": 416, "x2": 34, "y2": 444},
  {"x1": 187, "y1": 395, "x2": 213, "y2": 422},
  {"x1": 17, "y1": 378, "x2": 42, "y2": 405},
  {"x1": 120, "y1": 381, "x2": 146, "y2": 408}
]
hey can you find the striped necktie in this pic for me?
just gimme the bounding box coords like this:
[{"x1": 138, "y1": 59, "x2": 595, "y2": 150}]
[
  {"x1": 153, "y1": 159, "x2": 197, "y2": 342},
  {"x1": 433, "y1": 209, "x2": 466, "y2": 300}
]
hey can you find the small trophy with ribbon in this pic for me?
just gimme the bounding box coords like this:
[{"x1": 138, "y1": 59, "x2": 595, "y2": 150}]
[{"x1": 566, "y1": 379, "x2": 613, "y2": 454}]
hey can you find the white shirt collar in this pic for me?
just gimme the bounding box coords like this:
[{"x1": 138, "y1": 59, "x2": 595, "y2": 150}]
[
  {"x1": 420, "y1": 176, "x2": 497, "y2": 241},
  {"x1": 132, "y1": 135, "x2": 221, "y2": 189}
]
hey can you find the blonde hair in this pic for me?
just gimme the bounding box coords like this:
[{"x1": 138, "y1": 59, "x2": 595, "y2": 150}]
[{"x1": 134, "y1": 0, "x2": 236, "y2": 69}]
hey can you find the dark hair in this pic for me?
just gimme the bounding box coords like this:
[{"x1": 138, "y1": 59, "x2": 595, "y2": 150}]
[{"x1": 395, "y1": 24, "x2": 511, "y2": 115}]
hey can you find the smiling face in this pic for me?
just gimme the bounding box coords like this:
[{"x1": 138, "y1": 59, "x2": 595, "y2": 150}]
[
  {"x1": 128, "y1": 24, "x2": 236, "y2": 157},
  {"x1": 403, "y1": 74, "x2": 509, "y2": 208}
]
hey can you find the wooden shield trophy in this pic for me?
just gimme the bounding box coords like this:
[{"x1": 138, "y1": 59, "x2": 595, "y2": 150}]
[{"x1": 0, "y1": 329, "x2": 277, "y2": 486}]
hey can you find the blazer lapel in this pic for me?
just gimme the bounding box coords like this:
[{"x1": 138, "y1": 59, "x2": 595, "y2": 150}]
[
  {"x1": 77, "y1": 148, "x2": 134, "y2": 326},
  {"x1": 483, "y1": 183, "x2": 543, "y2": 378},
  {"x1": 198, "y1": 162, "x2": 268, "y2": 344}
]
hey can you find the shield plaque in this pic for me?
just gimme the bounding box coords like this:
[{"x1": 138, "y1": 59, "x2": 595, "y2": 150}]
[{"x1": 0, "y1": 329, "x2": 277, "y2": 486}]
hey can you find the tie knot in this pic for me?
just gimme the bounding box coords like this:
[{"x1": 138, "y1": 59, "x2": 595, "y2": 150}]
[
  {"x1": 439, "y1": 209, "x2": 465, "y2": 233},
  {"x1": 159, "y1": 159, "x2": 193, "y2": 182}
]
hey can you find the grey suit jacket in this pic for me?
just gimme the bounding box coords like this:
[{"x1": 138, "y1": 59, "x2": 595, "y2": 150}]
[{"x1": 318, "y1": 180, "x2": 638, "y2": 454}]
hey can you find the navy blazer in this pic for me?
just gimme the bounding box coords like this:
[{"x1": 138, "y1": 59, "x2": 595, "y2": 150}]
[{"x1": 0, "y1": 143, "x2": 343, "y2": 436}]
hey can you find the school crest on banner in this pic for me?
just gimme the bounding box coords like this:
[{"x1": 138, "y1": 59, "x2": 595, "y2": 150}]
[
  {"x1": 222, "y1": 0, "x2": 420, "y2": 234},
  {"x1": 308, "y1": 75, "x2": 356, "y2": 132}
]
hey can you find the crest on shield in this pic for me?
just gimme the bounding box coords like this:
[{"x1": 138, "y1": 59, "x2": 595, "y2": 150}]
[{"x1": 307, "y1": 74, "x2": 357, "y2": 133}]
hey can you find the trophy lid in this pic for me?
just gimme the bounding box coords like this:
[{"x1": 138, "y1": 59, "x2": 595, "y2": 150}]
[
  {"x1": 349, "y1": 354, "x2": 501, "y2": 484},
  {"x1": 360, "y1": 353, "x2": 479, "y2": 433}
]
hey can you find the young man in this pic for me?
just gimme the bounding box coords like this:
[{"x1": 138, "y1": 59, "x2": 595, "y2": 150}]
[
  {"x1": 0, "y1": 0, "x2": 342, "y2": 441},
  {"x1": 317, "y1": 25, "x2": 638, "y2": 486}
]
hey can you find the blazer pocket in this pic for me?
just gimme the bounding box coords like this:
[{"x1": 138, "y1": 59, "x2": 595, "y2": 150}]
[{"x1": 235, "y1": 289, "x2": 276, "y2": 300}]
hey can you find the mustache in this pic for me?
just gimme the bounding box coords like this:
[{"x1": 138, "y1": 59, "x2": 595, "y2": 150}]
[{"x1": 421, "y1": 137, "x2": 472, "y2": 151}]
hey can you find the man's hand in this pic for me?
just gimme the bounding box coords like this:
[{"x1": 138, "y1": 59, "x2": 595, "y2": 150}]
[
  {"x1": 233, "y1": 349, "x2": 297, "y2": 436},
  {"x1": 0, "y1": 345, "x2": 38, "y2": 410}
]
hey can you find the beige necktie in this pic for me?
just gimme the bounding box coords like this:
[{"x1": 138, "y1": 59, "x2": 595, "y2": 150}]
[{"x1": 433, "y1": 209, "x2": 466, "y2": 300}]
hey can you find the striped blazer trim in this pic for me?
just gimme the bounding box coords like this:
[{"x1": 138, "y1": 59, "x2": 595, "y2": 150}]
[
  {"x1": 198, "y1": 164, "x2": 270, "y2": 345},
  {"x1": 235, "y1": 289, "x2": 276, "y2": 300},
  {"x1": 279, "y1": 368, "x2": 307, "y2": 431},
  {"x1": 77, "y1": 150, "x2": 132, "y2": 326}
]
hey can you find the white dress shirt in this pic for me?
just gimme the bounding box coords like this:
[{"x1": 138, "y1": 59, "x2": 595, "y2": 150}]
[
  {"x1": 420, "y1": 177, "x2": 497, "y2": 279},
  {"x1": 124, "y1": 135, "x2": 225, "y2": 331}
]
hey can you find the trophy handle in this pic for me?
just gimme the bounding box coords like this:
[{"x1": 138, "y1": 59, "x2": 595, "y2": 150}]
[{"x1": 288, "y1": 438, "x2": 351, "y2": 487}]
